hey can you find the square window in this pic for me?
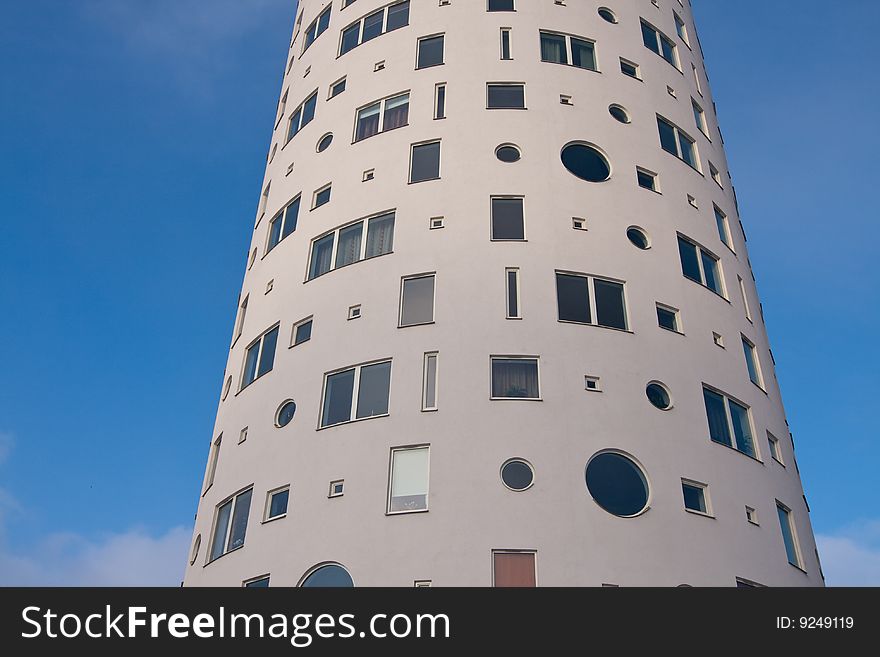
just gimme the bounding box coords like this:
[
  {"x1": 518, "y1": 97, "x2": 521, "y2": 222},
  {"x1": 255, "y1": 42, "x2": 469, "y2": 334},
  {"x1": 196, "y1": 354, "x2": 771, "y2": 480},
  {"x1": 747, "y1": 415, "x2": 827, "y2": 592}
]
[
  {"x1": 265, "y1": 487, "x2": 289, "y2": 521},
  {"x1": 491, "y1": 357, "x2": 539, "y2": 399},
  {"x1": 244, "y1": 576, "x2": 270, "y2": 588},
  {"x1": 493, "y1": 551, "x2": 536, "y2": 587},
  {"x1": 656, "y1": 304, "x2": 680, "y2": 333},
  {"x1": 410, "y1": 141, "x2": 441, "y2": 183},
  {"x1": 777, "y1": 502, "x2": 803, "y2": 568},
  {"x1": 746, "y1": 506, "x2": 759, "y2": 525},
  {"x1": 506, "y1": 268, "x2": 521, "y2": 319},
  {"x1": 430, "y1": 216, "x2": 445, "y2": 230},
  {"x1": 320, "y1": 360, "x2": 392, "y2": 428},
  {"x1": 682, "y1": 481, "x2": 709, "y2": 515},
  {"x1": 572, "y1": 217, "x2": 587, "y2": 231},
  {"x1": 491, "y1": 197, "x2": 524, "y2": 240},
  {"x1": 329, "y1": 480, "x2": 345, "y2": 498},
  {"x1": 241, "y1": 325, "x2": 279, "y2": 389},
  {"x1": 584, "y1": 376, "x2": 601, "y2": 392},
  {"x1": 620, "y1": 58, "x2": 640, "y2": 79},
  {"x1": 292, "y1": 318, "x2": 313, "y2": 346},
  {"x1": 414, "y1": 580, "x2": 432, "y2": 587},
  {"x1": 488, "y1": 0, "x2": 515, "y2": 11},
  {"x1": 209, "y1": 488, "x2": 253, "y2": 561},
  {"x1": 416, "y1": 34, "x2": 445, "y2": 69},
  {"x1": 348, "y1": 305, "x2": 362, "y2": 320},
  {"x1": 637, "y1": 168, "x2": 659, "y2": 192},
  {"x1": 703, "y1": 386, "x2": 756, "y2": 458},
  {"x1": 363, "y1": 169, "x2": 375, "y2": 181},
  {"x1": 329, "y1": 77, "x2": 346, "y2": 99},
  {"x1": 312, "y1": 184, "x2": 331, "y2": 209}
]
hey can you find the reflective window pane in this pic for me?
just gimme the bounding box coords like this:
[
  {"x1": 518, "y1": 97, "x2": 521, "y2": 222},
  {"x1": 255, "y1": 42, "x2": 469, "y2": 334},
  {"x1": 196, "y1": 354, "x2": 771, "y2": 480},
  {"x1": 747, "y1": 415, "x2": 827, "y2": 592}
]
[
  {"x1": 556, "y1": 273, "x2": 591, "y2": 324},
  {"x1": 356, "y1": 361, "x2": 392, "y2": 419},
  {"x1": 491, "y1": 358, "x2": 539, "y2": 399},
  {"x1": 491, "y1": 198, "x2": 524, "y2": 240},
  {"x1": 322, "y1": 369, "x2": 355, "y2": 427},
  {"x1": 410, "y1": 141, "x2": 441, "y2": 183},
  {"x1": 401, "y1": 275, "x2": 435, "y2": 326},
  {"x1": 594, "y1": 279, "x2": 627, "y2": 330}
]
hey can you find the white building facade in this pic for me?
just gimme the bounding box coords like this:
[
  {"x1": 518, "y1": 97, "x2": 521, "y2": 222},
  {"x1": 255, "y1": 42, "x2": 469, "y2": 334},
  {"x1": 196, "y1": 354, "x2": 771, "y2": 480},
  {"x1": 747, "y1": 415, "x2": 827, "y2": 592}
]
[{"x1": 184, "y1": 0, "x2": 822, "y2": 588}]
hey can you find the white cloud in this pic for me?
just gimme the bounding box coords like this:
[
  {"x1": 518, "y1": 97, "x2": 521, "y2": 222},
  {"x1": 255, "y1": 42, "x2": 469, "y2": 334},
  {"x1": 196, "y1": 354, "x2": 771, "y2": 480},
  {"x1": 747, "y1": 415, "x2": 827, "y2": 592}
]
[{"x1": 816, "y1": 520, "x2": 880, "y2": 586}]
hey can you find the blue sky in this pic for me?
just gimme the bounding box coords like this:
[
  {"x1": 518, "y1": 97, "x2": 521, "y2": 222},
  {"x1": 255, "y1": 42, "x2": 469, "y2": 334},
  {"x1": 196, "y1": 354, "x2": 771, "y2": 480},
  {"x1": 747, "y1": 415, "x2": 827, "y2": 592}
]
[{"x1": 0, "y1": 0, "x2": 877, "y2": 585}]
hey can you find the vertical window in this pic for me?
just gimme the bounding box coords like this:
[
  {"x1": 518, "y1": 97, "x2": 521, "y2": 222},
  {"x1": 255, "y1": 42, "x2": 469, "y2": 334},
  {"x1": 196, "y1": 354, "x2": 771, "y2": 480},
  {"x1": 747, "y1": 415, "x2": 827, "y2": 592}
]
[
  {"x1": 768, "y1": 432, "x2": 784, "y2": 464},
  {"x1": 388, "y1": 446, "x2": 430, "y2": 513},
  {"x1": 657, "y1": 116, "x2": 699, "y2": 170},
  {"x1": 302, "y1": 5, "x2": 332, "y2": 53},
  {"x1": 682, "y1": 481, "x2": 709, "y2": 514},
  {"x1": 276, "y1": 92, "x2": 288, "y2": 127},
  {"x1": 409, "y1": 141, "x2": 441, "y2": 183},
  {"x1": 422, "y1": 352, "x2": 438, "y2": 411},
  {"x1": 742, "y1": 336, "x2": 764, "y2": 388},
  {"x1": 674, "y1": 12, "x2": 689, "y2": 46},
  {"x1": 555, "y1": 272, "x2": 627, "y2": 330},
  {"x1": 500, "y1": 28, "x2": 512, "y2": 60},
  {"x1": 287, "y1": 91, "x2": 318, "y2": 143},
  {"x1": 641, "y1": 19, "x2": 678, "y2": 68},
  {"x1": 491, "y1": 197, "x2": 525, "y2": 240},
  {"x1": 258, "y1": 183, "x2": 271, "y2": 218},
  {"x1": 487, "y1": 83, "x2": 525, "y2": 109},
  {"x1": 776, "y1": 503, "x2": 803, "y2": 568},
  {"x1": 241, "y1": 325, "x2": 279, "y2": 389},
  {"x1": 292, "y1": 318, "x2": 313, "y2": 346},
  {"x1": 506, "y1": 268, "x2": 521, "y2": 319},
  {"x1": 355, "y1": 93, "x2": 409, "y2": 142},
  {"x1": 400, "y1": 274, "x2": 436, "y2": 326},
  {"x1": 709, "y1": 162, "x2": 723, "y2": 187},
  {"x1": 307, "y1": 212, "x2": 395, "y2": 280},
  {"x1": 738, "y1": 276, "x2": 753, "y2": 321},
  {"x1": 339, "y1": 1, "x2": 410, "y2": 56},
  {"x1": 677, "y1": 235, "x2": 724, "y2": 295},
  {"x1": 267, "y1": 196, "x2": 301, "y2": 253},
  {"x1": 434, "y1": 83, "x2": 446, "y2": 119},
  {"x1": 320, "y1": 360, "x2": 392, "y2": 428},
  {"x1": 692, "y1": 99, "x2": 708, "y2": 136},
  {"x1": 540, "y1": 32, "x2": 597, "y2": 71},
  {"x1": 656, "y1": 304, "x2": 680, "y2": 332},
  {"x1": 416, "y1": 34, "x2": 444, "y2": 69},
  {"x1": 702, "y1": 386, "x2": 756, "y2": 458},
  {"x1": 692, "y1": 63, "x2": 703, "y2": 95},
  {"x1": 209, "y1": 488, "x2": 253, "y2": 562},
  {"x1": 491, "y1": 357, "x2": 539, "y2": 400},
  {"x1": 265, "y1": 486, "x2": 289, "y2": 521},
  {"x1": 233, "y1": 295, "x2": 248, "y2": 344},
  {"x1": 714, "y1": 205, "x2": 732, "y2": 250},
  {"x1": 493, "y1": 551, "x2": 536, "y2": 587},
  {"x1": 203, "y1": 435, "x2": 222, "y2": 494}
]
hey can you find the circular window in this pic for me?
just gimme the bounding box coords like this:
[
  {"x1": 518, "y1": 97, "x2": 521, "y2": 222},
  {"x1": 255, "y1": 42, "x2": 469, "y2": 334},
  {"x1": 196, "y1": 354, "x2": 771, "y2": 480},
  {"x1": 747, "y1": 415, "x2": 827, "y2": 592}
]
[
  {"x1": 496, "y1": 144, "x2": 521, "y2": 163},
  {"x1": 222, "y1": 376, "x2": 233, "y2": 401},
  {"x1": 190, "y1": 534, "x2": 201, "y2": 566},
  {"x1": 300, "y1": 563, "x2": 354, "y2": 588},
  {"x1": 626, "y1": 226, "x2": 650, "y2": 250},
  {"x1": 609, "y1": 104, "x2": 630, "y2": 124},
  {"x1": 316, "y1": 133, "x2": 333, "y2": 152},
  {"x1": 501, "y1": 459, "x2": 534, "y2": 491},
  {"x1": 276, "y1": 400, "x2": 297, "y2": 427},
  {"x1": 585, "y1": 452, "x2": 649, "y2": 517},
  {"x1": 561, "y1": 142, "x2": 611, "y2": 183},
  {"x1": 646, "y1": 382, "x2": 672, "y2": 410},
  {"x1": 598, "y1": 7, "x2": 618, "y2": 24}
]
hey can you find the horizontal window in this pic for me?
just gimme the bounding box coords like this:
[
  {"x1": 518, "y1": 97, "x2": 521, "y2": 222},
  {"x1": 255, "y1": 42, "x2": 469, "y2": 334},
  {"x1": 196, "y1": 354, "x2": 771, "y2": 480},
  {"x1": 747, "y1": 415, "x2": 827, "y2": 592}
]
[
  {"x1": 209, "y1": 488, "x2": 252, "y2": 562},
  {"x1": 540, "y1": 31, "x2": 596, "y2": 71},
  {"x1": 488, "y1": 0, "x2": 515, "y2": 11},
  {"x1": 658, "y1": 115, "x2": 699, "y2": 170},
  {"x1": 287, "y1": 90, "x2": 318, "y2": 143},
  {"x1": 266, "y1": 196, "x2": 301, "y2": 253},
  {"x1": 241, "y1": 325, "x2": 279, "y2": 389},
  {"x1": 703, "y1": 386, "x2": 756, "y2": 458},
  {"x1": 340, "y1": 1, "x2": 410, "y2": 56},
  {"x1": 641, "y1": 19, "x2": 678, "y2": 68},
  {"x1": 307, "y1": 212, "x2": 395, "y2": 280},
  {"x1": 555, "y1": 272, "x2": 627, "y2": 330},
  {"x1": 487, "y1": 83, "x2": 525, "y2": 109},
  {"x1": 302, "y1": 5, "x2": 331, "y2": 53},
  {"x1": 491, "y1": 357, "x2": 539, "y2": 400},
  {"x1": 355, "y1": 92, "x2": 409, "y2": 142},
  {"x1": 320, "y1": 360, "x2": 392, "y2": 428},
  {"x1": 388, "y1": 446, "x2": 430, "y2": 513},
  {"x1": 678, "y1": 235, "x2": 724, "y2": 296}
]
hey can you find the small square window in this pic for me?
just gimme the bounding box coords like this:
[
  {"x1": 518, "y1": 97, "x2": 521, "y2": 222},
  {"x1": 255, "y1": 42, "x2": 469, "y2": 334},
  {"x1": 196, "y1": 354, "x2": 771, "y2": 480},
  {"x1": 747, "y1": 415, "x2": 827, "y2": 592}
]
[
  {"x1": 329, "y1": 77, "x2": 346, "y2": 99},
  {"x1": 348, "y1": 305, "x2": 362, "y2": 320},
  {"x1": 329, "y1": 480, "x2": 344, "y2": 498},
  {"x1": 656, "y1": 304, "x2": 681, "y2": 333},
  {"x1": 363, "y1": 168, "x2": 375, "y2": 182},
  {"x1": 572, "y1": 217, "x2": 587, "y2": 231},
  {"x1": 713, "y1": 332, "x2": 725, "y2": 348},
  {"x1": 312, "y1": 184, "x2": 331, "y2": 209},
  {"x1": 265, "y1": 486, "x2": 290, "y2": 521},
  {"x1": 746, "y1": 506, "x2": 759, "y2": 525},
  {"x1": 560, "y1": 94, "x2": 573, "y2": 105},
  {"x1": 768, "y1": 432, "x2": 784, "y2": 465},
  {"x1": 430, "y1": 216, "x2": 445, "y2": 230},
  {"x1": 414, "y1": 580, "x2": 433, "y2": 587},
  {"x1": 682, "y1": 480, "x2": 710, "y2": 515},
  {"x1": 292, "y1": 318, "x2": 313, "y2": 346},
  {"x1": 637, "y1": 167, "x2": 659, "y2": 192},
  {"x1": 238, "y1": 427, "x2": 248, "y2": 444},
  {"x1": 410, "y1": 141, "x2": 442, "y2": 183},
  {"x1": 584, "y1": 376, "x2": 601, "y2": 392},
  {"x1": 687, "y1": 194, "x2": 698, "y2": 208},
  {"x1": 374, "y1": 60, "x2": 386, "y2": 72},
  {"x1": 666, "y1": 85, "x2": 676, "y2": 98},
  {"x1": 620, "y1": 58, "x2": 641, "y2": 79}
]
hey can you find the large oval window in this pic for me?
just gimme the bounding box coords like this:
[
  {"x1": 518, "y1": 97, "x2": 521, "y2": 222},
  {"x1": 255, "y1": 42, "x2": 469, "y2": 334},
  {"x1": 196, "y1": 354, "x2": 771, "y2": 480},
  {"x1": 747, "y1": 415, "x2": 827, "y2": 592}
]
[
  {"x1": 300, "y1": 563, "x2": 354, "y2": 587},
  {"x1": 561, "y1": 142, "x2": 611, "y2": 182},
  {"x1": 585, "y1": 452, "x2": 649, "y2": 517}
]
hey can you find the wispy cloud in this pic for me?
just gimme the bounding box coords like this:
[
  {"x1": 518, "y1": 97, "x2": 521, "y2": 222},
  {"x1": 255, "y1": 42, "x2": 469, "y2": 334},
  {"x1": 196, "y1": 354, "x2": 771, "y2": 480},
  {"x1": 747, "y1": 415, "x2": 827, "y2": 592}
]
[{"x1": 816, "y1": 520, "x2": 880, "y2": 586}]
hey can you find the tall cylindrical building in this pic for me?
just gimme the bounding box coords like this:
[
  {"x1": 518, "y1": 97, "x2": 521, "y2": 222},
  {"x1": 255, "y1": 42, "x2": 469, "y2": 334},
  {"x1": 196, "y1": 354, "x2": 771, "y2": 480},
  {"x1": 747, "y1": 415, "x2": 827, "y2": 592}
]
[{"x1": 184, "y1": 0, "x2": 821, "y2": 587}]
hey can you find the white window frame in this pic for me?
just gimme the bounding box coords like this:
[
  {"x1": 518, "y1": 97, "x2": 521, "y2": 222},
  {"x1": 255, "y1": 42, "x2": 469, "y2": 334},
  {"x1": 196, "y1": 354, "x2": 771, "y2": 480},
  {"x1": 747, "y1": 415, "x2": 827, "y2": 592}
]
[
  {"x1": 311, "y1": 183, "x2": 332, "y2": 210},
  {"x1": 776, "y1": 501, "x2": 804, "y2": 569},
  {"x1": 539, "y1": 30, "x2": 598, "y2": 72},
  {"x1": 490, "y1": 356, "x2": 542, "y2": 401},
  {"x1": 490, "y1": 195, "x2": 526, "y2": 241},
  {"x1": 286, "y1": 90, "x2": 318, "y2": 144},
  {"x1": 318, "y1": 358, "x2": 393, "y2": 429},
  {"x1": 202, "y1": 434, "x2": 222, "y2": 495},
  {"x1": 353, "y1": 91, "x2": 410, "y2": 142},
  {"x1": 500, "y1": 27, "x2": 512, "y2": 60},
  {"x1": 208, "y1": 486, "x2": 253, "y2": 563},
  {"x1": 240, "y1": 323, "x2": 280, "y2": 391},
  {"x1": 329, "y1": 76, "x2": 346, "y2": 99},
  {"x1": 399, "y1": 273, "x2": 437, "y2": 327},
  {"x1": 658, "y1": 114, "x2": 701, "y2": 172},
  {"x1": 415, "y1": 33, "x2": 445, "y2": 69},
  {"x1": 678, "y1": 234, "x2": 726, "y2": 298},
  {"x1": 641, "y1": 19, "x2": 680, "y2": 69},
  {"x1": 692, "y1": 63, "x2": 703, "y2": 95},
  {"x1": 703, "y1": 384, "x2": 760, "y2": 460},
  {"x1": 673, "y1": 11, "x2": 690, "y2": 47},
  {"x1": 305, "y1": 210, "x2": 395, "y2": 281},
  {"x1": 486, "y1": 82, "x2": 526, "y2": 110},
  {"x1": 554, "y1": 270, "x2": 630, "y2": 331},
  {"x1": 265, "y1": 194, "x2": 302, "y2": 255},
  {"x1": 714, "y1": 205, "x2": 733, "y2": 252},
  {"x1": 505, "y1": 267, "x2": 521, "y2": 319},
  {"x1": 291, "y1": 316, "x2": 314, "y2": 347},
  {"x1": 434, "y1": 83, "x2": 446, "y2": 119},
  {"x1": 422, "y1": 352, "x2": 439, "y2": 411},
  {"x1": 338, "y1": 1, "x2": 411, "y2": 56},
  {"x1": 636, "y1": 166, "x2": 660, "y2": 192},
  {"x1": 681, "y1": 478, "x2": 712, "y2": 517},
  {"x1": 741, "y1": 334, "x2": 765, "y2": 389},
  {"x1": 768, "y1": 431, "x2": 785, "y2": 465},
  {"x1": 264, "y1": 485, "x2": 290, "y2": 522},
  {"x1": 386, "y1": 445, "x2": 431, "y2": 515},
  {"x1": 409, "y1": 139, "x2": 442, "y2": 184},
  {"x1": 491, "y1": 550, "x2": 538, "y2": 587},
  {"x1": 620, "y1": 57, "x2": 642, "y2": 80},
  {"x1": 738, "y1": 275, "x2": 753, "y2": 321},
  {"x1": 656, "y1": 302, "x2": 682, "y2": 334},
  {"x1": 232, "y1": 295, "x2": 249, "y2": 347},
  {"x1": 329, "y1": 479, "x2": 345, "y2": 498}
]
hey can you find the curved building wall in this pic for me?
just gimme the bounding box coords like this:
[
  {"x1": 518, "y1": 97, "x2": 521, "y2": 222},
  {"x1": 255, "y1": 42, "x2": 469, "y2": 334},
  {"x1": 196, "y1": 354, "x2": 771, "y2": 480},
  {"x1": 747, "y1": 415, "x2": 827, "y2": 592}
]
[{"x1": 183, "y1": 0, "x2": 821, "y2": 587}]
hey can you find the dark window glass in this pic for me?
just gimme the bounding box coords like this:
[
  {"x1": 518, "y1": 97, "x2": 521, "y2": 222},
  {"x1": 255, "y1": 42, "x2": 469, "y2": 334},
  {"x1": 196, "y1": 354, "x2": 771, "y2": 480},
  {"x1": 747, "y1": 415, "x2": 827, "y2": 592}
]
[
  {"x1": 491, "y1": 197, "x2": 524, "y2": 240},
  {"x1": 507, "y1": 270, "x2": 519, "y2": 318},
  {"x1": 245, "y1": 577, "x2": 270, "y2": 588},
  {"x1": 282, "y1": 198, "x2": 300, "y2": 240},
  {"x1": 362, "y1": 10, "x2": 383, "y2": 42},
  {"x1": 641, "y1": 22, "x2": 659, "y2": 54},
  {"x1": 637, "y1": 170, "x2": 655, "y2": 190},
  {"x1": 658, "y1": 117, "x2": 678, "y2": 155},
  {"x1": 621, "y1": 60, "x2": 638, "y2": 77},
  {"x1": 682, "y1": 484, "x2": 706, "y2": 513},
  {"x1": 386, "y1": 1, "x2": 410, "y2": 31},
  {"x1": 610, "y1": 105, "x2": 630, "y2": 123},
  {"x1": 586, "y1": 452, "x2": 649, "y2": 517},
  {"x1": 435, "y1": 85, "x2": 446, "y2": 119},
  {"x1": 678, "y1": 237, "x2": 702, "y2": 283},
  {"x1": 356, "y1": 361, "x2": 392, "y2": 419},
  {"x1": 487, "y1": 84, "x2": 525, "y2": 109},
  {"x1": 496, "y1": 145, "x2": 521, "y2": 162},
  {"x1": 341, "y1": 24, "x2": 360, "y2": 55},
  {"x1": 301, "y1": 565, "x2": 354, "y2": 588},
  {"x1": 556, "y1": 273, "x2": 591, "y2": 323},
  {"x1": 335, "y1": 222, "x2": 363, "y2": 268},
  {"x1": 317, "y1": 133, "x2": 333, "y2": 152},
  {"x1": 679, "y1": 132, "x2": 697, "y2": 167},
  {"x1": 594, "y1": 279, "x2": 627, "y2": 329},
  {"x1": 294, "y1": 320, "x2": 312, "y2": 345},
  {"x1": 301, "y1": 93, "x2": 317, "y2": 128},
  {"x1": 269, "y1": 489, "x2": 289, "y2": 518},
  {"x1": 365, "y1": 213, "x2": 395, "y2": 258},
  {"x1": 309, "y1": 234, "x2": 334, "y2": 280},
  {"x1": 383, "y1": 94, "x2": 410, "y2": 131},
  {"x1": 322, "y1": 369, "x2": 355, "y2": 427},
  {"x1": 410, "y1": 141, "x2": 441, "y2": 183},
  {"x1": 729, "y1": 399, "x2": 755, "y2": 457},
  {"x1": 317, "y1": 7, "x2": 331, "y2": 34},
  {"x1": 501, "y1": 460, "x2": 533, "y2": 491},
  {"x1": 314, "y1": 186, "x2": 331, "y2": 208},
  {"x1": 627, "y1": 227, "x2": 649, "y2": 249},
  {"x1": 560, "y1": 143, "x2": 611, "y2": 182},
  {"x1": 355, "y1": 103, "x2": 381, "y2": 141},
  {"x1": 330, "y1": 78, "x2": 346, "y2": 98},
  {"x1": 703, "y1": 387, "x2": 732, "y2": 447},
  {"x1": 417, "y1": 35, "x2": 444, "y2": 69},
  {"x1": 661, "y1": 34, "x2": 677, "y2": 65},
  {"x1": 501, "y1": 29, "x2": 511, "y2": 59},
  {"x1": 488, "y1": 0, "x2": 515, "y2": 11},
  {"x1": 491, "y1": 359, "x2": 539, "y2": 399},
  {"x1": 210, "y1": 500, "x2": 232, "y2": 560},
  {"x1": 598, "y1": 8, "x2": 617, "y2": 23},
  {"x1": 400, "y1": 275, "x2": 435, "y2": 326},
  {"x1": 657, "y1": 307, "x2": 678, "y2": 331},
  {"x1": 701, "y1": 251, "x2": 721, "y2": 293},
  {"x1": 287, "y1": 107, "x2": 302, "y2": 141},
  {"x1": 777, "y1": 506, "x2": 800, "y2": 567},
  {"x1": 267, "y1": 213, "x2": 284, "y2": 252},
  {"x1": 227, "y1": 489, "x2": 252, "y2": 551},
  {"x1": 540, "y1": 33, "x2": 567, "y2": 65},
  {"x1": 646, "y1": 383, "x2": 671, "y2": 409},
  {"x1": 277, "y1": 401, "x2": 297, "y2": 427},
  {"x1": 571, "y1": 38, "x2": 596, "y2": 70},
  {"x1": 257, "y1": 327, "x2": 278, "y2": 378}
]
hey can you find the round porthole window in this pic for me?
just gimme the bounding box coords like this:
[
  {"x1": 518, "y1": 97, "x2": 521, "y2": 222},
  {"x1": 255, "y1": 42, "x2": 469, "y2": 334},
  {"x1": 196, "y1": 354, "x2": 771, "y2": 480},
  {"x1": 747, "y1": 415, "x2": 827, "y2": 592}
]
[
  {"x1": 626, "y1": 226, "x2": 650, "y2": 250},
  {"x1": 561, "y1": 142, "x2": 611, "y2": 183},
  {"x1": 586, "y1": 451, "x2": 649, "y2": 517},
  {"x1": 495, "y1": 144, "x2": 521, "y2": 163},
  {"x1": 598, "y1": 8, "x2": 618, "y2": 24},
  {"x1": 317, "y1": 133, "x2": 333, "y2": 152},
  {"x1": 190, "y1": 534, "x2": 201, "y2": 566},
  {"x1": 276, "y1": 400, "x2": 297, "y2": 427},
  {"x1": 300, "y1": 563, "x2": 354, "y2": 588},
  {"x1": 609, "y1": 104, "x2": 631, "y2": 124},
  {"x1": 646, "y1": 382, "x2": 672, "y2": 410},
  {"x1": 501, "y1": 459, "x2": 534, "y2": 491}
]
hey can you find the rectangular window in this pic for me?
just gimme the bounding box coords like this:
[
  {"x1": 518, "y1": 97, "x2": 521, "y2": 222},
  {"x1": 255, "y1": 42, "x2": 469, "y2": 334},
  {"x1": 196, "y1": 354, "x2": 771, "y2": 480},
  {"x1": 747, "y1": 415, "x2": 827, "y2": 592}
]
[
  {"x1": 329, "y1": 480, "x2": 344, "y2": 497},
  {"x1": 312, "y1": 184, "x2": 331, "y2": 209},
  {"x1": 682, "y1": 480, "x2": 709, "y2": 514},
  {"x1": 674, "y1": 11, "x2": 689, "y2": 46},
  {"x1": 276, "y1": 92, "x2": 288, "y2": 127},
  {"x1": 339, "y1": 1, "x2": 410, "y2": 56},
  {"x1": 656, "y1": 304, "x2": 680, "y2": 333},
  {"x1": 329, "y1": 77, "x2": 346, "y2": 99},
  {"x1": 777, "y1": 502, "x2": 803, "y2": 568},
  {"x1": 422, "y1": 352, "x2": 438, "y2": 411},
  {"x1": 709, "y1": 162, "x2": 722, "y2": 187},
  {"x1": 677, "y1": 235, "x2": 724, "y2": 296},
  {"x1": 302, "y1": 5, "x2": 331, "y2": 53},
  {"x1": 400, "y1": 274, "x2": 436, "y2": 326},
  {"x1": 491, "y1": 357, "x2": 539, "y2": 400},
  {"x1": 493, "y1": 551, "x2": 536, "y2": 587},
  {"x1": 487, "y1": 83, "x2": 525, "y2": 109},
  {"x1": 244, "y1": 576, "x2": 270, "y2": 588},
  {"x1": 620, "y1": 58, "x2": 641, "y2": 79},
  {"x1": 409, "y1": 140, "x2": 441, "y2": 183},
  {"x1": 702, "y1": 386, "x2": 756, "y2": 458},
  {"x1": 500, "y1": 28, "x2": 512, "y2": 60},
  {"x1": 287, "y1": 90, "x2": 318, "y2": 143},
  {"x1": 265, "y1": 486, "x2": 289, "y2": 521},
  {"x1": 738, "y1": 275, "x2": 753, "y2": 321},
  {"x1": 209, "y1": 488, "x2": 252, "y2": 562},
  {"x1": 768, "y1": 432, "x2": 784, "y2": 464},
  {"x1": 266, "y1": 196, "x2": 301, "y2": 253},
  {"x1": 292, "y1": 317, "x2": 313, "y2": 346},
  {"x1": 506, "y1": 268, "x2": 521, "y2": 319},
  {"x1": 355, "y1": 92, "x2": 409, "y2": 141},
  {"x1": 203, "y1": 434, "x2": 222, "y2": 494},
  {"x1": 233, "y1": 295, "x2": 249, "y2": 345},
  {"x1": 491, "y1": 197, "x2": 525, "y2": 240},
  {"x1": 657, "y1": 115, "x2": 699, "y2": 170},
  {"x1": 641, "y1": 19, "x2": 678, "y2": 68},
  {"x1": 742, "y1": 336, "x2": 764, "y2": 388},
  {"x1": 416, "y1": 34, "x2": 444, "y2": 69},
  {"x1": 488, "y1": 0, "x2": 515, "y2": 11},
  {"x1": 714, "y1": 205, "x2": 732, "y2": 250},
  {"x1": 692, "y1": 99, "x2": 708, "y2": 136},
  {"x1": 307, "y1": 211, "x2": 394, "y2": 280},
  {"x1": 692, "y1": 63, "x2": 703, "y2": 95},
  {"x1": 540, "y1": 31, "x2": 597, "y2": 71},
  {"x1": 388, "y1": 446, "x2": 430, "y2": 513},
  {"x1": 241, "y1": 325, "x2": 279, "y2": 389},
  {"x1": 434, "y1": 83, "x2": 446, "y2": 119},
  {"x1": 556, "y1": 272, "x2": 627, "y2": 330},
  {"x1": 637, "y1": 167, "x2": 659, "y2": 192},
  {"x1": 320, "y1": 360, "x2": 392, "y2": 428}
]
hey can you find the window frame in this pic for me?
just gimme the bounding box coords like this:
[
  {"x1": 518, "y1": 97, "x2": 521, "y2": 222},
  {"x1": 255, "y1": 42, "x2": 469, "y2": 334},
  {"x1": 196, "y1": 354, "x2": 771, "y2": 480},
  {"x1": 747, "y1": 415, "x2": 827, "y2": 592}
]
[
  {"x1": 505, "y1": 267, "x2": 521, "y2": 319},
  {"x1": 416, "y1": 33, "x2": 445, "y2": 70},
  {"x1": 692, "y1": 98, "x2": 709, "y2": 138},
  {"x1": 490, "y1": 356, "x2": 541, "y2": 401},
  {"x1": 202, "y1": 434, "x2": 222, "y2": 496},
  {"x1": 291, "y1": 316, "x2": 313, "y2": 347},
  {"x1": 265, "y1": 195, "x2": 302, "y2": 255},
  {"x1": 492, "y1": 550, "x2": 538, "y2": 588},
  {"x1": 422, "y1": 352, "x2": 439, "y2": 411},
  {"x1": 239, "y1": 324, "x2": 280, "y2": 391},
  {"x1": 353, "y1": 91, "x2": 410, "y2": 143},
  {"x1": 399, "y1": 272, "x2": 437, "y2": 327},
  {"x1": 776, "y1": 501, "x2": 805, "y2": 570},
  {"x1": 620, "y1": 57, "x2": 642, "y2": 80},
  {"x1": 408, "y1": 139, "x2": 442, "y2": 184},
  {"x1": 490, "y1": 195, "x2": 526, "y2": 241},
  {"x1": 486, "y1": 82, "x2": 526, "y2": 110},
  {"x1": 741, "y1": 334, "x2": 765, "y2": 390},
  {"x1": 554, "y1": 270, "x2": 630, "y2": 332},
  {"x1": 263, "y1": 485, "x2": 290, "y2": 523},
  {"x1": 305, "y1": 210, "x2": 395, "y2": 281},
  {"x1": 301, "y1": 4, "x2": 332, "y2": 54},
  {"x1": 539, "y1": 30, "x2": 598, "y2": 72},
  {"x1": 656, "y1": 303, "x2": 682, "y2": 334},
  {"x1": 286, "y1": 90, "x2": 319, "y2": 144},
  {"x1": 640, "y1": 18, "x2": 680, "y2": 69},
  {"x1": 338, "y1": 0, "x2": 411, "y2": 57},
  {"x1": 681, "y1": 479, "x2": 712, "y2": 517},
  {"x1": 702, "y1": 384, "x2": 760, "y2": 460},
  {"x1": 768, "y1": 431, "x2": 785, "y2": 466},
  {"x1": 657, "y1": 115, "x2": 701, "y2": 171},
  {"x1": 318, "y1": 358, "x2": 393, "y2": 429},
  {"x1": 677, "y1": 234, "x2": 726, "y2": 298},
  {"x1": 386, "y1": 444, "x2": 431, "y2": 515},
  {"x1": 207, "y1": 486, "x2": 253, "y2": 564}
]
